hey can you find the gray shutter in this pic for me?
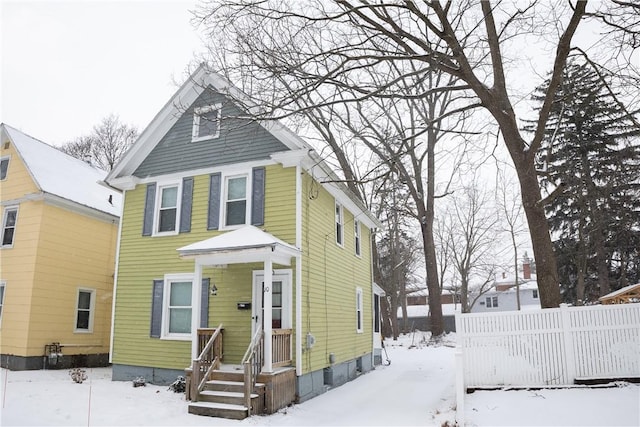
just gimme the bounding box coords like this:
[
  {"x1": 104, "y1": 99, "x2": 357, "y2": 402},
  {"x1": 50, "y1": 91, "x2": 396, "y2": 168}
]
[
  {"x1": 251, "y1": 167, "x2": 265, "y2": 226},
  {"x1": 142, "y1": 183, "x2": 156, "y2": 236},
  {"x1": 150, "y1": 279, "x2": 164, "y2": 338},
  {"x1": 200, "y1": 278, "x2": 210, "y2": 328},
  {"x1": 180, "y1": 177, "x2": 194, "y2": 233},
  {"x1": 207, "y1": 173, "x2": 221, "y2": 230}
]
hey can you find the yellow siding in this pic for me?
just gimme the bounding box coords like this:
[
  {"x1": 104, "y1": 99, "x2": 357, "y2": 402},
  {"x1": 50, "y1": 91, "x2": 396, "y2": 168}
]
[
  {"x1": 112, "y1": 165, "x2": 298, "y2": 369},
  {"x1": 299, "y1": 171, "x2": 373, "y2": 374},
  {"x1": 0, "y1": 141, "x2": 118, "y2": 359}
]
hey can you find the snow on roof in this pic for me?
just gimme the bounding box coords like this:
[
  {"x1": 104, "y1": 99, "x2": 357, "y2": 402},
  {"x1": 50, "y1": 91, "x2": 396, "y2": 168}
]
[
  {"x1": 177, "y1": 225, "x2": 298, "y2": 254},
  {"x1": 3, "y1": 124, "x2": 121, "y2": 217},
  {"x1": 599, "y1": 282, "x2": 640, "y2": 300}
]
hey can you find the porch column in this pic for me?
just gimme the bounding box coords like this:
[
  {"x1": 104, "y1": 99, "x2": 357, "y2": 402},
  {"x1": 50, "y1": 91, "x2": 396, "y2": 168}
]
[
  {"x1": 191, "y1": 261, "x2": 203, "y2": 361},
  {"x1": 263, "y1": 257, "x2": 273, "y2": 373}
]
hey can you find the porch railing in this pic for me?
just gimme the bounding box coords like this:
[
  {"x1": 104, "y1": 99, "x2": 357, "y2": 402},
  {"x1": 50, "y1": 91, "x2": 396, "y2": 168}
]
[
  {"x1": 272, "y1": 328, "x2": 293, "y2": 367},
  {"x1": 189, "y1": 325, "x2": 223, "y2": 402},
  {"x1": 241, "y1": 325, "x2": 264, "y2": 415}
]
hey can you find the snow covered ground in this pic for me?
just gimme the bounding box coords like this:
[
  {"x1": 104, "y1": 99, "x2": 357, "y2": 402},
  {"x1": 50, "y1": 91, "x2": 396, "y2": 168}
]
[{"x1": 1, "y1": 332, "x2": 638, "y2": 426}]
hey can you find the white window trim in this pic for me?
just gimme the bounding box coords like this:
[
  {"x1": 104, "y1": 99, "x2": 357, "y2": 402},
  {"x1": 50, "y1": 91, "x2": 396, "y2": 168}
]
[
  {"x1": 0, "y1": 155, "x2": 10, "y2": 181},
  {"x1": 221, "y1": 172, "x2": 251, "y2": 230},
  {"x1": 1, "y1": 205, "x2": 18, "y2": 248},
  {"x1": 354, "y1": 220, "x2": 361, "y2": 257},
  {"x1": 152, "y1": 180, "x2": 182, "y2": 237},
  {"x1": 161, "y1": 273, "x2": 194, "y2": 341},
  {"x1": 74, "y1": 287, "x2": 96, "y2": 333},
  {"x1": 335, "y1": 201, "x2": 344, "y2": 247},
  {"x1": 192, "y1": 104, "x2": 222, "y2": 142},
  {"x1": 356, "y1": 287, "x2": 363, "y2": 333},
  {"x1": 486, "y1": 296, "x2": 498, "y2": 308},
  {"x1": 0, "y1": 280, "x2": 5, "y2": 328}
]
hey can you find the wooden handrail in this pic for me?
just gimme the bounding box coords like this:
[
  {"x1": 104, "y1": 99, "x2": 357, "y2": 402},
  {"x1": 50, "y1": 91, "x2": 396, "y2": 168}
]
[
  {"x1": 190, "y1": 324, "x2": 223, "y2": 402},
  {"x1": 241, "y1": 325, "x2": 263, "y2": 415}
]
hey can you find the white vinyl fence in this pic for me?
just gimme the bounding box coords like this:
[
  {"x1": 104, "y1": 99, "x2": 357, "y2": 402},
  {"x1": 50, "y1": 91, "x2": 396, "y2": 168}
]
[{"x1": 455, "y1": 303, "x2": 640, "y2": 389}]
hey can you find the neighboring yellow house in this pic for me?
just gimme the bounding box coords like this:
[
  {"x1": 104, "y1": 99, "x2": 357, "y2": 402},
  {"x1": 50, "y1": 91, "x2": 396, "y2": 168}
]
[{"x1": 0, "y1": 124, "x2": 121, "y2": 370}]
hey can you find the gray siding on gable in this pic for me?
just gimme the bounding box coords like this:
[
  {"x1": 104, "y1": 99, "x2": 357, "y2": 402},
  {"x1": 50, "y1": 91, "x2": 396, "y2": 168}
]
[{"x1": 134, "y1": 88, "x2": 290, "y2": 178}]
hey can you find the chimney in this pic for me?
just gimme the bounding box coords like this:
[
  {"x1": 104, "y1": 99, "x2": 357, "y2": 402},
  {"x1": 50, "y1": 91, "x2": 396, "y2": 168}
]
[{"x1": 523, "y1": 252, "x2": 531, "y2": 280}]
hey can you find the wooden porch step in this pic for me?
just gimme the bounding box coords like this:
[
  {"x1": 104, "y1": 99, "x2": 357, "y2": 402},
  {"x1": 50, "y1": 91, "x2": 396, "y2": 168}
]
[
  {"x1": 198, "y1": 390, "x2": 260, "y2": 406},
  {"x1": 188, "y1": 401, "x2": 248, "y2": 420},
  {"x1": 204, "y1": 379, "x2": 265, "y2": 393}
]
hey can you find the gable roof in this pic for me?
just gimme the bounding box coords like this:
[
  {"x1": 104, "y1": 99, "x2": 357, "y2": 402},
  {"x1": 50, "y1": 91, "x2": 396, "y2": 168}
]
[
  {"x1": 106, "y1": 64, "x2": 380, "y2": 229},
  {"x1": 2, "y1": 124, "x2": 121, "y2": 218}
]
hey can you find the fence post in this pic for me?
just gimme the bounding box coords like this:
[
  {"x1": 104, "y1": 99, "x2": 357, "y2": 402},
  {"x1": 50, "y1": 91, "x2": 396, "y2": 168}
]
[
  {"x1": 454, "y1": 309, "x2": 465, "y2": 426},
  {"x1": 560, "y1": 303, "x2": 576, "y2": 384}
]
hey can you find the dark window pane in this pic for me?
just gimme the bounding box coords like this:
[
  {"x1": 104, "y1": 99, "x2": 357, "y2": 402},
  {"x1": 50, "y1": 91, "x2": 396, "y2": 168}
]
[
  {"x1": 76, "y1": 311, "x2": 90, "y2": 329},
  {"x1": 159, "y1": 208, "x2": 176, "y2": 232},
  {"x1": 5, "y1": 210, "x2": 16, "y2": 227},
  {"x1": 198, "y1": 109, "x2": 219, "y2": 137},
  {"x1": 78, "y1": 291, "x2": 91, "y2": 310},
  {"x1": 226, "y1": 201, "x2": 246, "y2": 225},
  {"x1": 2, "y1": 228, "x2": 14, "y2": 246},
  {"x1": 0, "y1": 158, "x2": 8, "y2": 180}
]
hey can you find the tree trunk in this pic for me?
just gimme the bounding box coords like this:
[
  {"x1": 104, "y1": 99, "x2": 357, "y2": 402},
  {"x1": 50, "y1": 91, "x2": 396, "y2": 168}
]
[{"x1": 512, "y1": 152, "x2": 561, "y2": 308}]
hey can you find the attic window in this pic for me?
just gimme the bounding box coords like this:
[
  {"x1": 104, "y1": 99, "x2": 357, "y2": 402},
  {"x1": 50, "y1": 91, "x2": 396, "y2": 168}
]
[
  {"x1": 192, "y1": 104, "x2": 221, "y2": 142},
  {"x1": 0, "y1": 156, "x2": 9, "y2": 181}
]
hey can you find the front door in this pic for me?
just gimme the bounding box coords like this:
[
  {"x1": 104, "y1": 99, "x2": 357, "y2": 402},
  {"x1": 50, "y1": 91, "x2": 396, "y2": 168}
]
[{"x1": 252, "y1": 270, "x2": 292, "y2": 335}]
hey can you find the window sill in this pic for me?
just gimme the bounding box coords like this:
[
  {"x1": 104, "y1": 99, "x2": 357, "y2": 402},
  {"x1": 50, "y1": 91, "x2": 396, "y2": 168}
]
[
  {"x1": 191, "y1": 134, "x2": 220, "y2": 143},
  {"x1": 160, "y1": 335, "x2": 192, "y2": 341}
]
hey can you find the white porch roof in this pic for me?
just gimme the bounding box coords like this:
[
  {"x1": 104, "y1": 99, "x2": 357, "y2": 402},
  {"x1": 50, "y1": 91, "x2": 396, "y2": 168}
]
[{"x1": 177, "y1": 225, "x2": 300, "y2": 266}]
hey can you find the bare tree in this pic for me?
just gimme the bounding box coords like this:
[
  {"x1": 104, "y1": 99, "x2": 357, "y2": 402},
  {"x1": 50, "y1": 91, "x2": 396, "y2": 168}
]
[
  {"x1": 195, "y1": 0, "x2": 639, "y2": 308},
  {"x1": 61, "y1": 114, "x2": 138, "y2": 171}
]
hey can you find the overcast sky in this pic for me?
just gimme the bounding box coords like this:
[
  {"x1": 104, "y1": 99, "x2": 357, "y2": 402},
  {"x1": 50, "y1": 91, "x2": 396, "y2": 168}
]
[{"x1": 2, "y1": 0, "x2": 205, "y2": 146}]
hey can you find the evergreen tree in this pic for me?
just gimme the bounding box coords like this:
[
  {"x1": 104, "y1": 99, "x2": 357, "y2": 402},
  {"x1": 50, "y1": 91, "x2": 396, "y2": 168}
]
[{"x1": 529, "y1": 60, "x2": 640, "y2": 303}]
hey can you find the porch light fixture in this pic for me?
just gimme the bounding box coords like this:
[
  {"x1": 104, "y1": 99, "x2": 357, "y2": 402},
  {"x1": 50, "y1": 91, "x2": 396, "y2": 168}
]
[{"x1": 210, "y1": 284, "x2": 218, "y2": 296}]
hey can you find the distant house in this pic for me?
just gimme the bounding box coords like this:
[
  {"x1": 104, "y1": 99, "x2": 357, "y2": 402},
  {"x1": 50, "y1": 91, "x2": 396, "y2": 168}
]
[
  {"x1": 397, "y1": 288, "x2": 459, "y2": 333},
  {"x1": 470, "y1": 255, "x2": 541, "y2": 313},
  {"x1": 104, "y1": 65, "x2": 382, "y2": 419},
  {"x1": 0, "y1": 124, "x2": 121, "y2": 370}
]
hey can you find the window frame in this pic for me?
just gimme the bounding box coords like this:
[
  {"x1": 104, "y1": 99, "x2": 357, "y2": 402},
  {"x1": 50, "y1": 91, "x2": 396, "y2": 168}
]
[
  {"x1": 153, "y1": 181, "x2": 182, "y2": 236},
  {"x1": 486, "y1": 296, "x2": 499, "y2": 308},
  {"x1": 0, "y1": 280, "x2": 5, "y2": 327},
  {"x1": 0, "y1": 155, "x2": 9, "y2": 181},
  {"x1": 161, "y1": 273, "x2": 194, "y2": 341},
  {"x1": 356, "y1": 287, "x2": 363, "y2": 333},
  {"x1": 532, "y1": 289, "x2": 539, "y2": 299},
  {"x1": 1, "y1": 206, "x2": 18, "y2": 248},
  {"x1": 192, "y1": 104, "x2": 222, "y2": 142},
  {"x1": 354, "y1": 220, "x2": 361, "y2": 256},
  {"x1": 74, "y1": 288, "x2": 96, "y2": 333},
  {"x1": 335, "y1": 201, "x2": 344, "y2": 247},
  {"x1": 222, "y1": 173, "x2": 250, "y2": 229}
]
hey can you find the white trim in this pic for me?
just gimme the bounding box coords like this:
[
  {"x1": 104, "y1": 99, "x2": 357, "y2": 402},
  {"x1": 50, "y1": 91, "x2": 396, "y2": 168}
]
[
  {"x1": 295, "y1": 164, "x2": 302, "y2": 376},
  {"x1": 161, "y1": 273, "x2": 195, "y2": 341},
  {"x1": 222, "y1": 172, "x2": 250, "y2": 229},
  {"x1": 192, "y1": 103, "x2": 222, "y2": 142},
  {"x1": 356, "y1": 287, "x2": 364, "y2": 333},
  {"x1": 152, "y1": 180, "x2": 182, "y2": 237},
  {"x1": 74, "y1": 287, "x2": 96, "y2": 333},
  {"x1": 335, "y1": 201, "x2": 344, "y2": 247},
  {"x1": 109, "y1": 190, "x2": 126, "y2": 363},
  {"x1": 1, "y1": 205, "x2": 18, "y2": 248}
]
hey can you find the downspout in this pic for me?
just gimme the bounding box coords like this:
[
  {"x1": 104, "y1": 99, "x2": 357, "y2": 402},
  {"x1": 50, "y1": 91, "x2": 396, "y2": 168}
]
[
  {"x1": 295, "y1": 164, "x2": 302, "y2": 376},
  {"x1": 109, "y1": 190, "x2": 126, "y2": 363}
]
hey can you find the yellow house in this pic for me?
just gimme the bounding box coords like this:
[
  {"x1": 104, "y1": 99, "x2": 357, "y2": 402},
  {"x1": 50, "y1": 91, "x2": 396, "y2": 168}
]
[{"x1": 0, "y1": 124, "x2": 121, "y2": 370}]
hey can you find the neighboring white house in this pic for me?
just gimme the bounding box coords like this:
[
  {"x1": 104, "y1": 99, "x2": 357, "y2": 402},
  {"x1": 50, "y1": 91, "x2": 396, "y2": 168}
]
[{"x1": 471, "y1": 255, "x2": 541, "y2": 313}]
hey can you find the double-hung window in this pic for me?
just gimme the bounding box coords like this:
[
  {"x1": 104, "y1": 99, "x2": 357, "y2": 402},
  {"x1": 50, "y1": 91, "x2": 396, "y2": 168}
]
[
  {"x1": 75, "y1": 288, "x2": 95, "y2": 332},
  {"x1": 164, "y1": 275, "x2": 193, "y2": 339},
  {"x1": 155, "y1": 184, "x2": 180, "y2": 234},
  {"x1": 225, "y1": 175, "x2": 248, "y2": 227},
  {"x1": 532, "y1": 289, "x2": 539, "y2": 299},
  {"x1": 356, "y1": 287, "x2": 363, "y2": 333},
  {"x1": 354, "y1": 221, "x2": 361, "y2": 256},
  {"x1": 0, "y1": 156, "x2": 9, "y2": 180},
  {"x1": 486, "y1": 296, "x2": 498, "y2": 308},
  {"x1": 1, "y1": 206, "x2": 18, "y2": 247},
  {"x1": 192, "y1": 104, "x2": 221, "y2": 142},
  {"x1": 335, "y1": 201, "x2": 344, "y2": 246}
]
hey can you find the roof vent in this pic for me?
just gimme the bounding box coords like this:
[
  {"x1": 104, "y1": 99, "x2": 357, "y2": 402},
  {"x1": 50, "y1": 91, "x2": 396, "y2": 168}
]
[{"x1": 3, "y1": 141, "x2": 9, "y2": 150}]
